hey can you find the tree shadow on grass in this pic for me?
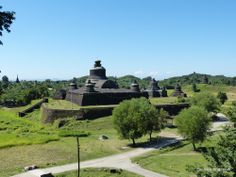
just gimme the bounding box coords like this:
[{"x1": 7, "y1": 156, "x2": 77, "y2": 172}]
[{"x1": 127, "y1": 136, "x2": 184, "y2": 150}]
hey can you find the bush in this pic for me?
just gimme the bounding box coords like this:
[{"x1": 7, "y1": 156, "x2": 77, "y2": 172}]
[
  {"x1": 191, "y1": 92, "x2": 220, "y2": 112},
  {"x1": 217, "y1": 91, "x2": 228, "y2": 104}
]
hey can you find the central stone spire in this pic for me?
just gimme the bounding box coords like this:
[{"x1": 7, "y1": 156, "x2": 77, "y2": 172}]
[{"x1": 89, "y1": 60, "x2": 107, "y2": 80}]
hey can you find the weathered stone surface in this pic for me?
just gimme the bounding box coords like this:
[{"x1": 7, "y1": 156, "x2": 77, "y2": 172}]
[
  {"x1": 65, "y1": 60, "x2": 147, "y2": 106},
  {"x1": 171, "y1": 84, "x2": 187, "y2": 97},
  {"x1": 146, "y1": 79, "x2": 168, "y2": 97},
  {"x1": 41, "y1": 102, "x2": 189, "y2": 123}
]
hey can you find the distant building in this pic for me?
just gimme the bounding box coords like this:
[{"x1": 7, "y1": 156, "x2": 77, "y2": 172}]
[
  {"x1": 202, "y1": 75, "x2": 209, "y2": 84},
  {"x1": 145, "y1": 79, "x2": 168, "y2": 97},
  {"x1": 172, "y1": 84, "x2": 187, "y2": 97},
  {"x1": 16, "y1": 75, "x2": 20, "y2": 83}
]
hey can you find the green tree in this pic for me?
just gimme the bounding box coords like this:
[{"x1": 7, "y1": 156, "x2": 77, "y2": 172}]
[
  {"x1": 192, "y1": 83, "x2": 200, "y2": 92},
  {"x1": 175, "y1": 106, "x2": 211, "y2": 151},
  {"x1": 188, "y1": 128, "x2": 236, "y2": 177},
  {"x1": 0, "y1": 6, "x2": 15, "y2": 45},
  {"x1": 191, "y1": 92, "x2": 220, "y2": 113},
  {"x1": 2, "y1": 75, "x2": 9, "y2": 89},
  {"x1": 222, "y1": 105, "x2": 236, "y2": 128},
  {"x1": 145, "y1": 108, "x2": 168, "y2": 141},
  {"x1": 113, "y1": 97, "x2": 159, "y2": 145},
  {"x1": 217, "y1": 91, "x2": 228, "y2": 105}
]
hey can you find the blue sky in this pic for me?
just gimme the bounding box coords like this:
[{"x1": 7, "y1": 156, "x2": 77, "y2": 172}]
[{"x1": 1, "y1": 0, "x2": 236, "y2": 80}]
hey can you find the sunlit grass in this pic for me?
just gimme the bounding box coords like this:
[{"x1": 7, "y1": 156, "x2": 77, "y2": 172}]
[{"x1": 55, "y1": 168, "x2": 142, "y2": 177}]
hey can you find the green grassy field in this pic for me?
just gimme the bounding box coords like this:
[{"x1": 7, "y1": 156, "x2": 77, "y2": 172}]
[
  {"x1": 133, "y1": 133, "x2": 222, "y2": 177},
  {"x1": 0, "y1": 109, "x2": 59, "y2": 148},
  {"x1": 0, "y1": 112, "x2": 157, "y2": 177},
  {"x1": 149, "y1": 97, "x2": 178, "y2": 104},
  {"x1": 183, "y1": 84, "x2": 236, "y2": 104},
  {"x1": 55, "y1": 168, "x2": 142, "y2": 177}
]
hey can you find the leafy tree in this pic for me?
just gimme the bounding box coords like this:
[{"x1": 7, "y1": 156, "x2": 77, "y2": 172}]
[
  {"x1": 113, "y1": 97, "x2": 161, "y2": 145},
  {"x1": 188, "y1": 128, "x2": 236, "y2": 177},
  {"x1": 0, "y1": 81, "x2": 2, "y2": 95},
  {"x1": 175, "y1": 106, "x2": 211, "y2": 151},
  {"x1": 0, "y1": 6, "x2": 15, "y2": 45},
  {"x1": 0, "y1": 82, "x2": 49, "y2": 106},
  {"x1": 191, "y1": 92, "x2": 220, "y2": 113},
  {"x1": 145, "y1": 108, "x2": 168, "y2": 141},
  {"x1": 192, "y1": 83, "x2": 200, "y2": 92},
  {"x1": 217, "y1": 91, "x2": 228, "y2": 105},
  {"x1": 222, "y1": 105, "x2": 236, "y2": 128},
  {"x1": 2, "y1": 75, "x2": 9, "y2": 89}
]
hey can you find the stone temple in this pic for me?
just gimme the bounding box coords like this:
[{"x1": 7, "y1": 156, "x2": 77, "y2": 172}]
[
  {"x1": 65, "y1": 60, "x2": 148, "y2": 106},
  {"x1": 145, "y1": 79, "x2": 168, "y2": 97}
]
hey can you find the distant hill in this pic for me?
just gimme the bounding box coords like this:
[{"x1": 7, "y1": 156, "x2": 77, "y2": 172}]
[
  {"x1": 160, "y1": 72, "x2": 236, "y2": 87},
  {"x1": 74, "y1": 73, "x2": 236, "y2": 90}
]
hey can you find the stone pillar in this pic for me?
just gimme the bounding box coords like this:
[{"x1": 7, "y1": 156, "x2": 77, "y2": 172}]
[
  {"x1": 131, "y1": 80, "x2": 140, "y2": 92},
  {"x1": 85, "y1": 80, "x2": 95, "y2": 92}
]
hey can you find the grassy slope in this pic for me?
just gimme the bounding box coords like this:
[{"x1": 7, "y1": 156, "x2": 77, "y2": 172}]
[
  {"x1": 183, "y1": 84, "x2": 236, "y2": 102},
  {"x1": 0, "y1": 109, "x2": 59, "y2": 148},
  {"x1": 55, "y1": 168, "x2": 142, "y2": 177}
]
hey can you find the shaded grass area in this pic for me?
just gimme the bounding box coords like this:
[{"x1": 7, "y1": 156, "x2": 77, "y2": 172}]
[
  {"x1": 133, "y1": 133, "x2": 222, "y2": 177},
  {"x1": 55, "y1": 168, "x2": 142, "y2": 177}
]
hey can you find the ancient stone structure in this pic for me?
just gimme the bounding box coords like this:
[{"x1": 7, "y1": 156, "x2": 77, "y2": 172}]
[
  {"x1": 171, "y1": 84, "x2": 187, "y2": 97},
  {"x1": 41, "y1": 102, "x2": 190, "y2": 123},
  {"x1": 16, "y1": 75, "x2": 20, "y2": 83},
  {"x1": 145, "y1": 79, "x2": 168, "y2": 97},
  {"x1": 202, "y1": 75, "x2": 209, "y2": 84},
  {"x1": 65, "y1": 60, "x2": 148, "y2": 106},
  {"x1": 53, "y1": 89, "x2": 67, "y2": 100}
]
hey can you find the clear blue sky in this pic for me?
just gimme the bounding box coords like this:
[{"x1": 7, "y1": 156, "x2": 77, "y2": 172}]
[{"x1": 1, "y1": 0, "x2": 236, "y2": 80}]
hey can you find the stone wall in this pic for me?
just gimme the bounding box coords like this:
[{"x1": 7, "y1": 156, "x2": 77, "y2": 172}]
[
  {"x1": 41, "y1": 103, "x2": 189, "y2": 124},
  {"x1": 41, "y1": 104, "x2": 115, "y2": 124},
  {"x1": 18, "y1": 98, "x2": 48, "y2": 117},
  {"x1": 155, "y1": 103, "x2": 190, "y2": 116},
  {"x1": 65, "y1": 91, "x2": 149, "y2": 106}
]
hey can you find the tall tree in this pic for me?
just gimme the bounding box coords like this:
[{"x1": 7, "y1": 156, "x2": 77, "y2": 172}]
[
  {"x1": 113, "y1": 97, "x2": 162, "y2": 145},
  {"x1": 175, "y1": 106, "x2": 211, "y2": 151},
  {"x1": 145, "y1": 108, "x2": 168, "y2": 141},
  {"x1": 0, "y1": 6, "x2": 15, "y2": 45},
  {"x1": 2, "y1": 75, "x2": 9, "y2": 89}
]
